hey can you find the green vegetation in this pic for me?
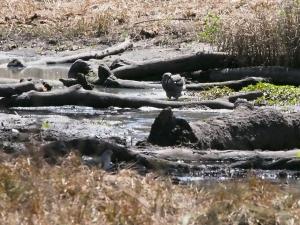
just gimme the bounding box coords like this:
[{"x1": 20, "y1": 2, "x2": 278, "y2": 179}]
[
  {"x1": 242, "y1": 82, "x2": 300, "y2": 106},
  {"x1": 199, "y1": 13, "x2": 221, "y2": 43},
  {"x1": 0, "y1": 151, "x2": 299, "y2": 225},
  {"x1": 188, "y1": 86, "x2": 234, "y2": 100}
]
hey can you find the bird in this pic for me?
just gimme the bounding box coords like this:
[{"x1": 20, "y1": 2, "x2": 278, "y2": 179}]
[{"x1": 161, "y1": 72, "x2": 185, "y2": 100}]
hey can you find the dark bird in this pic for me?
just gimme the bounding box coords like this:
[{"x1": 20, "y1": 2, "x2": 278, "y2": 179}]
[{"x1": 162, "y1": 72, "x2": 185, "y2": 99}]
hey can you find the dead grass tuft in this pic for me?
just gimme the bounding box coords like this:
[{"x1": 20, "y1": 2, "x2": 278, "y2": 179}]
[{"x1": 0, "y1": 150, "x2": 299, "y2": 224}]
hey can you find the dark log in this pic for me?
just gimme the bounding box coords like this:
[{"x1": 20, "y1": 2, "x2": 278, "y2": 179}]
[
  {"x1": 186, "y1": 77, "x2": 267, "y2": 91},
  {"x1": 102, "y1": 76, "x2": 265, "y2": 91},
  {"x1": 0, "y1": 78, "x2": 64, "y2": 88},
  {"x1": 221, "y1": 91, "x2": 263, "y2": 103},
  {"x1": 42, "y1": 137, "x2": 198, "y2": 172},
  {"x1": 103, "y1": 75, "x2": 161, "y2": 89},
  {"x1": 112, "y1": 52, "x2": 235, "y2": 81},
  {"x1": 148, "y1": 108, "x2": 300, "y2": 150},
  {"x1": 46, "y1": 40, "x2": 133, "y2": 64},
  {"x1": 0, "y1": 81, "x2": 46, "y2": 97},
  {"x1": 205, "y1": 66, "x2": 300, "y2": 85},
  {"x1": 0, "y1": 85, "x2": 234, "y2": 109}
]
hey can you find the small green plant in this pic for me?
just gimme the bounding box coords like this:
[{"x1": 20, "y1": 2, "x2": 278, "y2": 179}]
[
  {"x1": 199, "y1": 13, "x2": 221, "y2": 43},
  {"x1": 242, "y1": 82, "x2": 300, "y2": 106},
  {"x1": 188, "y1": 86, "x2": 234, "y2": 100},
  {"x1": 41, "y1": 121, "x2": 50, "y2": 129}
]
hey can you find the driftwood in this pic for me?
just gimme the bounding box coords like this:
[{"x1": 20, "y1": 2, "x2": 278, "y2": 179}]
[
  {"x1": 112, "y1": 52, "x2": 236, "y2": 80},
  {"x1": 0, "y1": 85, "x2": 235, "y2": 109},
  {"x1": 0, "y1": 81, "x2": 47, "y2": 97},
  {"x1": 148, "y1": 107, "x2": 300, "y2": 150},
  {"x1": 203, "y1": 66, "x2": 300, "y2": 85},
  {"x1": 46, "y1": 40, "x2": 133, "y2": 64}
]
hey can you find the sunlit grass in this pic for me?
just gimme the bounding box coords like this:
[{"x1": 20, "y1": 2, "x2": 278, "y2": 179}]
[{"x1": 0, "y1": 150, "x2": 299, "y2": 224}]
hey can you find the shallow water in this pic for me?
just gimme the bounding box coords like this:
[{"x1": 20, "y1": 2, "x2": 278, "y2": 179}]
[{"x1": 1, "y1": 51, "x2": 300, "y2": 186}]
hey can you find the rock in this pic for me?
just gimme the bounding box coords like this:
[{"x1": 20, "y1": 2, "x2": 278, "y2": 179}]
[
  {"x1": 234, "y1": 98, "x2": 254, "y2": 110},
  {"x1": 68, "y1": 59, "x2": 94, "y2": 78},
  {"x1": 7, "y1": 59, "x2": 26, "y2": 69},
  {"x1": 148, "y1": 108, "x2": 197, "y2": 146},
  {"x1": 97, "y1": 63, "x2": 114, "y2": 85}
]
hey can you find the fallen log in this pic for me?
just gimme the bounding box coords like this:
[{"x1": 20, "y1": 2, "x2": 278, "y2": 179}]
[
  {"x1": 0, "y1": 81, "x2": 47, "y2": 97},
  {"x1": 103, "y1": 75, "x2": 161, "y2": 89},
  {"x1": 187, "y1": 77, "x2": 267, "y2": 91},
  {"x1": 205, "y1": 66, "x2": 300, "y2": 85},
  {"x1": 133, "y1": 146, "x2": 300, "y2": 171},
  {"x1": 112, "y1": 52, "x2": 236, "y2": 81},
  {"x1": 221, "y1": 91, "x2": 263, "y2": 103},
  {"x1": 0, "y1": 78, "x2": 63, "y2": 87},
  {"x1": 42, "y1": 137, "x2": 199, "y2": 172},
  {"x1": 0, "y1": 85, "x2": 235, "y2": 109},
  {"x1": 46, "y1": 39, "x2": 133, "y2": 64},
  {"x1": 102, "y1": 75, "x2": 265, "y2": 91},
  {"x1": 148, "y1": 107, "x2": 300, "y2": 150}
]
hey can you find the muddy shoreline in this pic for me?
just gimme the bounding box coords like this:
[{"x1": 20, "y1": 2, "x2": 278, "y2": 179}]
[{"x1": 0, "y1": 40, "x2": 300, "y2": 185}]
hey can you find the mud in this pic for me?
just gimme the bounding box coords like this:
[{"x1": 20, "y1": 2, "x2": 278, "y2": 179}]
[{"x1": 0, "y1": 41, "x2": 300, "y2": 185}]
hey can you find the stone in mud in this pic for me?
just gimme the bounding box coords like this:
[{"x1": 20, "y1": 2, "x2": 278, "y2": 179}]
[
  {"x1": 7, "y1": 59, "x2": 26, "y2": 69},
  {"x1": 148, "y1": 108, "x2": 198, "y2": 146},
  {"x1": 97, "y1": 63, "x2": 114, "y2": 85},
  {"x1": 68, "y1": 59, "x2": 94, "y2": 78},
  {"x1": 68, "y1": 59, "x2": 114, "y2": 85}
]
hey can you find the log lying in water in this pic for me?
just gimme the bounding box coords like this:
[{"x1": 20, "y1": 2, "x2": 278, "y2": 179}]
[
  {"x1": 134, "y1": 146, "x2": 300, "y2": 171},
  {"x1": 148, "y1": 107, "x2": 300, "y2": 150},
  {"x1": 42, "y1": 137, "x2": 197, "y2": 172},
  {"x1": 102, "y1": 76, "x2": 266, "y2": 91},
  {"x1": 0, "y1": 85, "x2": 235, "y2": 109},
  {"x1": 112, "y1": 52, "x2": 236, "y2": 81},
  {"x1": 187, "y1": 77, "x2": 267, "y2": 91},
  {"x1": 103, "y1": 75, "x2": 161, "y2": 89},
  {"x1": 46, "y1": 39, "x2": 133, "y2": 64},
  {"x1": 204, "y1": 66, "x2": 300, "y2": 85},
  {"x1": 43, "y1": 136, "x2": 300, "y2": 172},
  {"x1": 0, "y1": 81, "x2": 47, "y2": 97}
]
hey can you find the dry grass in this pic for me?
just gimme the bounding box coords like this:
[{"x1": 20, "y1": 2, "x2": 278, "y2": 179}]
[
  {"x1": 0, "y1": 151, "x2": 299, "y2": 225},
  {"x1": 1, "y1": 0, "x2": 300, "y2": 66},
  {"x1": 216, "y1": 0, "x2": 300, "y2": 67},
  {"x1": 0, "y1": 0, "x2": 219, "y2": 42}
]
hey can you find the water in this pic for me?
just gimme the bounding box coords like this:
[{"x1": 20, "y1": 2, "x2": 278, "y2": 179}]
[{"x1": 1, "y1": 52, "x2": 300, "y2": 186}]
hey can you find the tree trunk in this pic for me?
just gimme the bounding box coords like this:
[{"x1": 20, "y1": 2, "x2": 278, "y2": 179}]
[
  {"x1": 187, "y1": 77, "x2": 266, "y2": 91},
  {"x1": 112, "y1": 52, "x2": 235, "y2": 81},
  {"x1": 0, "y1": 81, "x2": 46, "y2": 97},
  {"x1": 0, "y1": 85, "x2": 235, "y2": 109},
  {"x1": 205, "y1": 66, "x2": 300, "y2": 85}
]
